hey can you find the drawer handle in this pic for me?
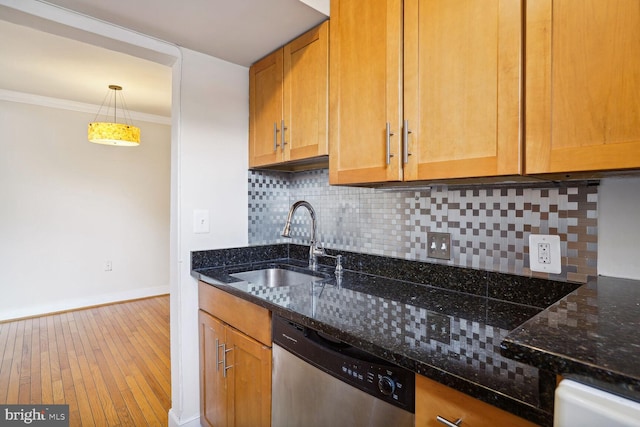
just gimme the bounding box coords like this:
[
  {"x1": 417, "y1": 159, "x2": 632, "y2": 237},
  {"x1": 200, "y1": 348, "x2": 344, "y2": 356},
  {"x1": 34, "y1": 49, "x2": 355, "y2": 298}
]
[{"x1": 436, "y1": 416, "x2": 462, "y2": 427}]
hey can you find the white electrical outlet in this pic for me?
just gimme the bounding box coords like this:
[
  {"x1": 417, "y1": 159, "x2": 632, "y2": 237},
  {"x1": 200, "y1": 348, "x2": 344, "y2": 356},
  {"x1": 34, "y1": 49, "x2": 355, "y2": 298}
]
[
  {"x1": 529, "y1": 234, "x2": 561, "y2": 274},
  {"x1": 538, "y1": 242, "x2": 551, "y2": 264},
  {"x1": 104, "y1": 260, "x2": 113, "y2": 271}
]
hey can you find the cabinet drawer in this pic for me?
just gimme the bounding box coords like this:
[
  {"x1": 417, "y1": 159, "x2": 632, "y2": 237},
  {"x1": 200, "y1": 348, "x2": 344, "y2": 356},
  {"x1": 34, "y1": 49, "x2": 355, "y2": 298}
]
[
  {"x1": 198, "y1": 281, "x2": 271, "y2": 346},
  {"x1": 415, "y1": 375, "x2": 537, "y2": 427}
]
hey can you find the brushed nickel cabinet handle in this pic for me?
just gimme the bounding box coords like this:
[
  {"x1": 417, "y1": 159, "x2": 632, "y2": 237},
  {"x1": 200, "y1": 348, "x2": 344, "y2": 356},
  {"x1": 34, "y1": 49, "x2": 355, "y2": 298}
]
[
  {"x1": 216, "y1": 338, "x2": 223, "y2": 372},
  {"x1": 436, "y1": 415, "x2": 462, "y2": 427},
  {"x1": 223, "y1": 344, "x2": 233, "y2": 378},
  {"x1": 281, "y1": 119, "x2": 287, "y2": 148},
  {"x1": 273, "y1": 122, "x2": 280, "y2": 151},
  {"x1": 403, "y1": 119, "x2": 413, "y2": 164},
  {"x1": 386, "y1": 122, "x2": 395, "y2": 165}
]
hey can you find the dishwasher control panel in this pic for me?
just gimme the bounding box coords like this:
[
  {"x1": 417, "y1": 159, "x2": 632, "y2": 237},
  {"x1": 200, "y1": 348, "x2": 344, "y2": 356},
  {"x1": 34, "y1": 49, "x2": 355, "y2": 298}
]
[
  {"x1": 273, "y1": 315, "x2": 415, "y2": 412},
  {"x1": 340, "y1": 361, "x2": 410, "y2": 404}
]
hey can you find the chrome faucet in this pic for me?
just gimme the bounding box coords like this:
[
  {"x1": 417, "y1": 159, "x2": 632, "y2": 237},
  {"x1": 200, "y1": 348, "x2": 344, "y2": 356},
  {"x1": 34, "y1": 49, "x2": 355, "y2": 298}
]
[{"x1": 281, "y1": 200, "x2": 325, "y2": 270}]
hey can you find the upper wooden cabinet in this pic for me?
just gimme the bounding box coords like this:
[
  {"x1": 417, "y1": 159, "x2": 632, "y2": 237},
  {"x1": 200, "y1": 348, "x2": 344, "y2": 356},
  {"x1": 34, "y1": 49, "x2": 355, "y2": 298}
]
[
  {"x1": 329, "y1": 0, "x2": 403, "y2": 184},
  {"x1": 329, "y1": 0, "x2": 522, "y2": 185},
  {"x1": 525, "y1": 0, "x2": 640, "y2": 175},
  {"x1": 249, "y1": 21, "x2": 329, "y2": 169},
  {"x1": 249, "y1": 49, "x2": 283, "y2": 167}
]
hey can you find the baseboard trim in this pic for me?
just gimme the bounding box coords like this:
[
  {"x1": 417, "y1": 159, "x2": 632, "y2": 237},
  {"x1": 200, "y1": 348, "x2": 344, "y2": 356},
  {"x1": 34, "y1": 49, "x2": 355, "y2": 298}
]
[
  {"x1": 0, "y1": 285, "x2": 169, "y2": 322},
  {"x1": 168, "y1": 409, "x2": 201, "y2": 427}
]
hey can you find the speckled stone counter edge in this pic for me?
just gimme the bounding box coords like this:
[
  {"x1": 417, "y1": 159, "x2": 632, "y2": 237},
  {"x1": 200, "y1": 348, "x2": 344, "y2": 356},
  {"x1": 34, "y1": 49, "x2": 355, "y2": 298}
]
[{"x1": 501, "y1": 276, "x2": 640, "y2": 404}]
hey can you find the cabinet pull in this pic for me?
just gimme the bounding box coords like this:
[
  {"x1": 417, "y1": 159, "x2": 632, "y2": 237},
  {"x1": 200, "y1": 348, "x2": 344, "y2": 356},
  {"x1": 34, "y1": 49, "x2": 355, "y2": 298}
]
[
  {"x1": 216, "y1": 339, "x2": 224, "y2": 372},
  {"x1": 386, "y1": 122, "x2": 395, "y2": 165},
  {"x1": 281, "y1": 119, "x2": 287, "y2": 148},
  {"x1": 436, "y1": 416, "x2": 463, "y2": 427},
  {"x1": 273, "y1": 122, "x2": 280, "y2": 151},
  {"x1": 403, "y1": 120, "x2": 413, "y2": 164},
  {"x1": 222, "y1": 344, "x2": 233, "y2": 378}
]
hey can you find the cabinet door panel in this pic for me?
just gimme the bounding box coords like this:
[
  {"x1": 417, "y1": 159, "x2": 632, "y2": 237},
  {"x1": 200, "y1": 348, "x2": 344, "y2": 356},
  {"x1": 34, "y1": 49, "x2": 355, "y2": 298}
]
[
  {"x1": 329, "y1": 0, "x2": 403, "y2": 184},
  {"x1": 284, "y1": 21, "x2": 329, "y2": 162},
  {"x1": 199, "y1": 311, "x2": 227, "y2": 427},
  {"x1": 526, "y1": 0, "x2": 640, "y2": 174},
  {"x1": 404, "y1": 0, "x2": 521, "y2": 181},
  {"x1": 249, "y1": 50, "x2": 284, "y2": 167},
  {"x1": 225, "y1": 327, "x2": 271, "y2": 427}
]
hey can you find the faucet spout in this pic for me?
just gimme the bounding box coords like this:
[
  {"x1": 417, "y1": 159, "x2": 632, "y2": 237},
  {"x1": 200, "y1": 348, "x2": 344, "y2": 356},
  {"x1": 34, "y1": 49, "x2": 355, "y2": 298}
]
[
  {"x1": 281, "y1": 200, "x2": 322, "y2": 269},
  {"x1": 282, "y1": 200, "x2": 317, "y2": 241}
]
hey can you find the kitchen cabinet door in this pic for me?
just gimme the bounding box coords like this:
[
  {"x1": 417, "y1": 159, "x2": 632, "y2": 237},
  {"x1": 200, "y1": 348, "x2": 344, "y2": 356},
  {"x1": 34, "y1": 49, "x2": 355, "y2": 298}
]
[
  {"x1": 199, "y1": 310, "x2": 227, "y2": 427},
  {"x1": 283, "y1": 21, "x2": 329, "y2": 163},
  {"x1": 329, "y1": 0, "x2": 403, "y2": 184},
  {"x1": 415, "y1": 375, "x2": 538, "y2": 427},
  {"x1": 404, "y1": 0, "x2": 522, "y2": 181},
  {"x1": 249, "y1": 49, "x2": 284, "y2": 167},
  {"x1": 225, "y1": 326, "x2": 272, "y2": 427},
  {"x1": 525, "y1": 0, "x2": 640, "y2": 175}
]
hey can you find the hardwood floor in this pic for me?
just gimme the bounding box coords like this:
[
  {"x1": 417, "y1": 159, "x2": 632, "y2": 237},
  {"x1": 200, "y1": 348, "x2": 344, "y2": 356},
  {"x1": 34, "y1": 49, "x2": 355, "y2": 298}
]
[{"x1": 0, "y1": 295, "x2": 171, "y2": 426}]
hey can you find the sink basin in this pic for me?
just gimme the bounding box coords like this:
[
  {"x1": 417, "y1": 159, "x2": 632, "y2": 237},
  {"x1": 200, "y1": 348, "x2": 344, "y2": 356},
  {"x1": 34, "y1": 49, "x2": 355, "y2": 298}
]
[{"x1": 230, "y1": 268, "x2": 324, "y2": 288}]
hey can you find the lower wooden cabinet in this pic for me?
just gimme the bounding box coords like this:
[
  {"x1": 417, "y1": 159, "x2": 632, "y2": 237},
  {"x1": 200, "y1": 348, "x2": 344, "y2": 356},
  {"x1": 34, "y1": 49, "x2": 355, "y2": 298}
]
[
  {"x1": 199, "y1": 282, "x2": 272, "y2": 427},
  {"x1": 415, "y1": 375, "x2": 538, "y2": 427}
]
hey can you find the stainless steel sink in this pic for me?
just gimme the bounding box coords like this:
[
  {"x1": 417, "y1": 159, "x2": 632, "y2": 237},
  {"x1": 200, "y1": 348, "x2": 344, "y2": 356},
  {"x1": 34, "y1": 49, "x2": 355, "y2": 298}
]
[{"x1": 230, "y1": 268, "x2": 324, "y2": 288}]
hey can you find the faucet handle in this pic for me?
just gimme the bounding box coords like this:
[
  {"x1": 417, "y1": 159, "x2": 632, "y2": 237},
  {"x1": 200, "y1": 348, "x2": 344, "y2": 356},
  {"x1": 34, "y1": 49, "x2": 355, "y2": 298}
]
[
  {"x1": 334, "y1": 255, "x2": 343, "y2": 274},
  {"x1": 322, "y1": 252, "x2": 343, "y2": 275},
  {"x1": 312, "y1": 242, "x2": 326, "y2": 256}
]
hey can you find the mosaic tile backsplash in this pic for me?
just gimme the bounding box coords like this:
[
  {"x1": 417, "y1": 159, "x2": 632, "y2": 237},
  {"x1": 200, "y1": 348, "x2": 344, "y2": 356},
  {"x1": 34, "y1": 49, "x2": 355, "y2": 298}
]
[{"x1": 248, "y1": 169, "x2": 598, "y2": 283}]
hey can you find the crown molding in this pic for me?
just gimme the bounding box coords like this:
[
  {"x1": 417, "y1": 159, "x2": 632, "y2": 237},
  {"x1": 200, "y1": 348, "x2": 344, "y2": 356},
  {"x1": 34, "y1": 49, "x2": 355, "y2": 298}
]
[{"x1": 0, "y1": 89, "x2": 171, "y2": 125}]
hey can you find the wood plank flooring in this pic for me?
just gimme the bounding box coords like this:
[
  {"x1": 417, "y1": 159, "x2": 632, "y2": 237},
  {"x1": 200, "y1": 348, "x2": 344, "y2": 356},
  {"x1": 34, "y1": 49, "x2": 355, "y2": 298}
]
[{"x1": 0, "y1": 295, "x2": 171, "y2": 426}]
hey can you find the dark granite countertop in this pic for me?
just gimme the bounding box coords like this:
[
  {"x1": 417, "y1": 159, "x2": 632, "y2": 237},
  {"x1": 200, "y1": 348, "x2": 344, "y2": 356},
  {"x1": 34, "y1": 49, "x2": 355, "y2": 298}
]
[
  {"x1": 501, "y1": 275, "x2": 640, "y2": 404},
  {"x1": 192, "y1": 244, "x2": 581, "y2": 426}
]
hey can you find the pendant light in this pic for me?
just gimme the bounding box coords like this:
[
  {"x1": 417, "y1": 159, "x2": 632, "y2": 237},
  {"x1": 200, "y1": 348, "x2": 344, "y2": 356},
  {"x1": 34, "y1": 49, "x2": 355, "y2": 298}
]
[{"x1": 88, "y1": 84, "x2": 141, "y2": 146}]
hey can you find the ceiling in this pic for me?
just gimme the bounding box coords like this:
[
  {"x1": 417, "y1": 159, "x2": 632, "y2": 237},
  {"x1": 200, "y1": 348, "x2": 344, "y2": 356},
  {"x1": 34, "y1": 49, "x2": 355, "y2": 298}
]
[{"x1": 0, "y1": 0, "x2": 328, "y2": 118}]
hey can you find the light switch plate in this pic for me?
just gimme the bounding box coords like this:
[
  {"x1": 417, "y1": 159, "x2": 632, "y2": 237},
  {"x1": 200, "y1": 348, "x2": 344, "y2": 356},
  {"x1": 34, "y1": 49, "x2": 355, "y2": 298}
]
[
  {"x1": 427, "y1": 232, "x2": 451, "y2": 260},
  {"x1": 193, "y1": 209, "x2": 210, "y2": 234},
  {"x1": 529, "y1": 234, "x2": 561, "y2": 274}
]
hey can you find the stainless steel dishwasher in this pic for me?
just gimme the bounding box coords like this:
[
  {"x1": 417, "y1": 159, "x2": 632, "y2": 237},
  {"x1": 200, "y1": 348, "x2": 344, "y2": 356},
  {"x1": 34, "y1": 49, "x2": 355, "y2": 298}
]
[{"x1": 271, "y1": 315, "x2": 415, "y2": 427}]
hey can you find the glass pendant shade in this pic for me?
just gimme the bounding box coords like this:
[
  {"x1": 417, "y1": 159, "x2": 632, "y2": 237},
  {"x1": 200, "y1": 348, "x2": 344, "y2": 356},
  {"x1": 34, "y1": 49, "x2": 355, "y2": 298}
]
[
  {"x1": 88, "y1": 85, "x2": 141, "y2": 146},
  {"x1": 88, "y1": 122, "x2": 140, "y2": 146}
]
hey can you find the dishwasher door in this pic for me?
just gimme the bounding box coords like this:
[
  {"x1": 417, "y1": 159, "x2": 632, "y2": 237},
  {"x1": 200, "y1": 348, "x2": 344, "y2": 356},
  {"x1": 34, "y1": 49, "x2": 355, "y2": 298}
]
[
  {"x1": 555, "y1": 379, "x2": 640, "y2": 427},
  {"x1": 272, "y1": 343, "x2": 415, "y2": 427}
]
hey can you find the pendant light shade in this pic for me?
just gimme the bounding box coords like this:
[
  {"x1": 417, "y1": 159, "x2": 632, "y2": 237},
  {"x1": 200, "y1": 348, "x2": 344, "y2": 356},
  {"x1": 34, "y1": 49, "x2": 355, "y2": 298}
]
[{"x1": 88, "y1": 85, "x2": 141, "y2": 146}]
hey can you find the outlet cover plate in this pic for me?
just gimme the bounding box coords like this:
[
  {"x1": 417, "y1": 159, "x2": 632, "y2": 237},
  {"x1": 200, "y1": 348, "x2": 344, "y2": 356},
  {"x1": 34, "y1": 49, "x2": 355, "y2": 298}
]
[
  {"x1": 529, "y1": 234, "x2": 561, "y2": 274},
  {"x1": 427, "y1": 231, "x2": 451, "y2": 260}
]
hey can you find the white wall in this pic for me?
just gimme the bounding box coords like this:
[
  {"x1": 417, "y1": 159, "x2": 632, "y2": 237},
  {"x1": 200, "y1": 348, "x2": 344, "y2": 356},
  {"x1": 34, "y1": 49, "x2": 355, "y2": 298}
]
[
  {"x1": 0, "y1": 99, "x2": 171, "y2": 320},
  {"x1": 169, "y1": 48, "x2": 248, "y2": 427},
  {"x1": 0, "y1": 4, "x2": 249, "y2": 427},
  {"x1": 598, "y1": 177, "x2": 640, "y2": 280}
]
